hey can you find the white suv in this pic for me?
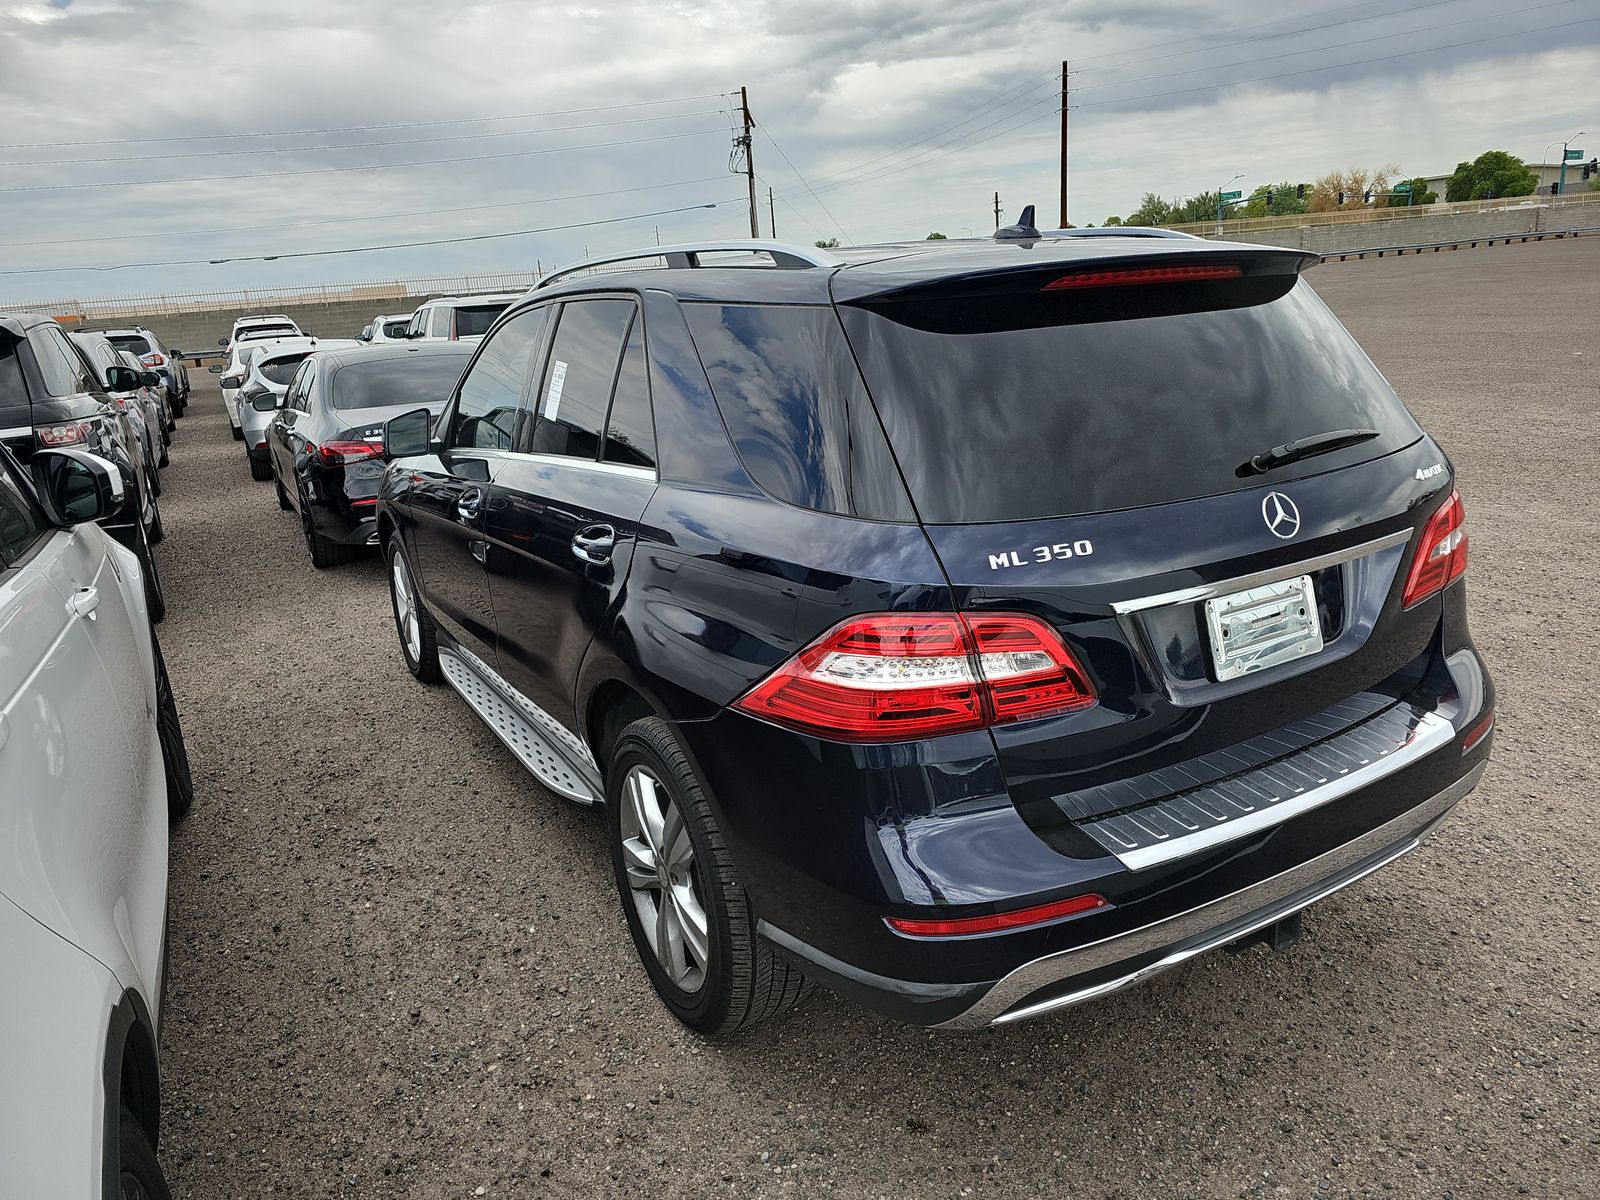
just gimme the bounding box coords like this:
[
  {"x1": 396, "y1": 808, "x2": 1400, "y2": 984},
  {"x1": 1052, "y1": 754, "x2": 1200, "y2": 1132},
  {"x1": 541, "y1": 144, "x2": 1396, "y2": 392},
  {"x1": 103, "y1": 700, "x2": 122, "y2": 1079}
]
[
  {"x1": 0, "y1": 442, "x2": 191, "y2": 1198},
  {"x1": 402, "y1": 294, "x2": 519, "y2": 342}
]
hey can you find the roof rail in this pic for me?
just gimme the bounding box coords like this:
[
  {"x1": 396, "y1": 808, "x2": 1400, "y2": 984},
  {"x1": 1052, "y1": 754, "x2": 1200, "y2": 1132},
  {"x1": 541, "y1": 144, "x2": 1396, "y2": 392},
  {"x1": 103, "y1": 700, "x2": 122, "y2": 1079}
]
[
  {"x1": 537, "y1": 239, "x2": 843, "y2": 290},
  {"x1": 1046, "y1": 227, "x2": 1202, "y2": 241}
]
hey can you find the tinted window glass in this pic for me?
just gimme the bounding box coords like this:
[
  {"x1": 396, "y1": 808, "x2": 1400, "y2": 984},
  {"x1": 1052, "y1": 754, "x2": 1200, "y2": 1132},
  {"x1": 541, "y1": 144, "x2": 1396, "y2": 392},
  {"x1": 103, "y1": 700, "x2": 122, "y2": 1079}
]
[
  {"x1": 682, "y1": 304, "x2": 914, "y2": 520},
  {"x1": 430, "y1": 308, "x2": 452, "y2": 337},
  {"x1": 290, "y1": 361, "x2": 316, "y2": 410},
  {"x1": 601, "y1": 317, "x2": 655, "y2": 469},
  {"x1": 530, "y1": 299, "x2": 633, "y2": 461},
  {"x1": 838, "y1": 279, "x2": 1422, "y2": 522},
  {"x1": 382, "y1": 319, "x2": 409, "y2": 338},
  {"x1": 106, "y1": 334, "x2": 154, "y2": 355},
  {"x1": 0, "y1": 458, "x2": 48, "y2": 566},
  {"x1": 452, "y1": 304, "x2": 509, "y2": 338},
  {"x1": 331, "y1": 354, "x2": 469, "y2": 410},
  {"x1": 1, "y1": 337, "x2": 28, "y2": 408},
  {"x1": 30, "y1": 327, "x2": 88, "y2": 397},
  {"x1": 259, "y1": 354, "x2": 310, "y2": 386},
  {"x1": 452, "y1": 309, "x2": 544, "y2": 449}
]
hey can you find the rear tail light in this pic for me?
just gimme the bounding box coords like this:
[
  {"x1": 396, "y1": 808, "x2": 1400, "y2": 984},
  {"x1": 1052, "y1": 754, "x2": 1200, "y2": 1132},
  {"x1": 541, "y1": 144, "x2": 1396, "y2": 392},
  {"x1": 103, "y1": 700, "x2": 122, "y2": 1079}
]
[
  {"x1": 1402, "y1": 489, "x2": 1467, "y2": 608},
  {"x1": 37, "y1": 421, "x2": 94, "y2": 447},
  {"x1": 1043, "y1": 263, "x2": 1242, "y2": 291},
  {"x1": 140, "y1": 352, "x2": 166, "y2": 367},
  {"x1": 733, "y1": 612, "x2": 1096, "y2": 742},
  {"x1": 316, "y1": 440, "x2": 383, "y2": 466},
  {"x1": 887, "y1": 892, "x2": 1109, "y2": 938}
]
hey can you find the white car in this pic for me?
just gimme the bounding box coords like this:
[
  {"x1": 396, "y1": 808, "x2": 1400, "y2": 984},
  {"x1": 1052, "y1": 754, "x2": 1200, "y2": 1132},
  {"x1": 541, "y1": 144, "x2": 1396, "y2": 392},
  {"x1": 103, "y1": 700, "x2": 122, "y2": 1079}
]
[
  {"x1": 401, "y1": 293, "x2": 519, "y2": 342},
  {"x1": 0, "y1": 441, "x2": 192, "y2": 1198},
  {"x1": 357, "y1": 313, "x2": 412, "y2": 344},
  {"x1": 236, "y1": 337, "x2": 360, "y2": 479},
  {"x1": 213, "y1": 321, "x2": 306, "y2": 439}
]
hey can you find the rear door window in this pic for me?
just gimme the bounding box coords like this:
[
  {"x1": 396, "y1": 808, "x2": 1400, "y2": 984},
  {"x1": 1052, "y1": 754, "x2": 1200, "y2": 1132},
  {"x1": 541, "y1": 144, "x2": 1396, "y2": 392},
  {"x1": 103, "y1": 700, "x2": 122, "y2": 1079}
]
[
  {"x1": 31, "y1": 326, "x2": 94, "y2": 397},
  {"x1": 838, "y1": 277, "x2": 1421, "y2": 522},
  {"x1": 529, "y1": 299, "x2": 633, "y2": 461},
  {"x1": 430, "y1": 308, "x2": 452, "y2": 338},
  {"x1": 600, "y1": 316, "x2": 655, "y2": 469}
]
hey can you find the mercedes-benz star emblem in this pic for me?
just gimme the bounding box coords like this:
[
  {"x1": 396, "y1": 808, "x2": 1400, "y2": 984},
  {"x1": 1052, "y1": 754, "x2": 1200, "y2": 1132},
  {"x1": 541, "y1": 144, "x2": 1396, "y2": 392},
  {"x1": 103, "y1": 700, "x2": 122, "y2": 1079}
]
[{"x1": 1262, "y1": 492, "x2": 1301, "y2": 539}]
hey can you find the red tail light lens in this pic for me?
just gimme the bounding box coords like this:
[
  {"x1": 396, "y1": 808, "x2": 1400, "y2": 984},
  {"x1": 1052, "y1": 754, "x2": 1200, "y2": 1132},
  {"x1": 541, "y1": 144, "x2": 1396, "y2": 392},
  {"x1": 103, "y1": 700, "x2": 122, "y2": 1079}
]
[
  {"x1": 37, "y1": 421, "x2": 94, "y2": 446},
  {"x1": 733, "y1": 612, "x2": 1096, "y2": 742},
  {"x1": 1402, "y1": 490, "x2": 1467, "y2": 608},
  {"x1": 316, "y1": 440, "x2": 383, "y2": 466},
  {"x1": 1043, "y1": 263, "x2": 1242, "y2": 291},
  {"x1": 887, "y1": 892, "x2": 1109, "y2": 938},
  {"x1": 140, "y1": 352, "x2": 166, "y2": 367}
]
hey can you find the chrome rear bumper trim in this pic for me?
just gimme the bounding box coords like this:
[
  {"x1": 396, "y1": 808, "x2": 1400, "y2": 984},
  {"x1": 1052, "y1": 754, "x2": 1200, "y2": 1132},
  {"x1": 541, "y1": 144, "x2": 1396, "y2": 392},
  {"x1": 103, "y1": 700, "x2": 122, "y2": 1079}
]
[{"x1": 934, "y1": 761, "x2": 1484, "y2": 1029}]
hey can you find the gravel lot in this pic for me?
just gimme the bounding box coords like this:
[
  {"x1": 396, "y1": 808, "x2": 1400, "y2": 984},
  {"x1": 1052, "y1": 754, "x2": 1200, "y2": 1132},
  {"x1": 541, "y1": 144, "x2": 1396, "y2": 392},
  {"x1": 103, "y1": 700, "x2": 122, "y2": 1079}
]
[{"x1": 156, "y1": 239, "x2": 1598, "y2": 1199}]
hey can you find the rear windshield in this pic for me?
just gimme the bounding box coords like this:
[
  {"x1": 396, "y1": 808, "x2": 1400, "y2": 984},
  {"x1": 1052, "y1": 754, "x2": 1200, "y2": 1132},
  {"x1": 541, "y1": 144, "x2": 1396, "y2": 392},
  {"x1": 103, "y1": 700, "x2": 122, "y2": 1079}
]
[
  {"x1": 382, "y1": 319, "x2": 409, "y2": 338},
  {"x1": 259, "y1": 354, "x2": 309, "y2": 386},
  {"x1": 330, "y1": 355, "x2": 466, "y2": 410},
  {"x1": 838, "y1": 278, "x2": 1420, "y2": 523},
  {"x1": 106, "y1": 334, "x2": 154, "y2": 355},
  {"x1": 452, "y1": 304, "x2": 509, "y2": 338}
]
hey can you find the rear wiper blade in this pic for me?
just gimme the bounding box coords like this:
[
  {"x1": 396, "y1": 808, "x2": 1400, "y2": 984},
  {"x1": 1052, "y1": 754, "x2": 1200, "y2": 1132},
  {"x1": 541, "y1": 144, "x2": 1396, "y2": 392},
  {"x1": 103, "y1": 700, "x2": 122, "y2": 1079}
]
[{"x1": 1237, "y1": 428, "x2": 1380, "y2": 477}]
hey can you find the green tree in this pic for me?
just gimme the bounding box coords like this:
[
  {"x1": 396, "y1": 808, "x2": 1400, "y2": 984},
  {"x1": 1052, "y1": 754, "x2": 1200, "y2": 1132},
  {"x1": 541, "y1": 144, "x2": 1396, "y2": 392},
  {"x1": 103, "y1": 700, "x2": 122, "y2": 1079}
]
[
  {"x1": 1386, "y1": 177, "x2": 1438, "y2": 207},
  {"x1": 814, "y1": 238, "x2": 840, "y2": 249},
  {"x1": 924, "y1": 231, "x2": 947, "y2": 240},
  {"x1": 1445, "y1": 151, "x2": 1536, "y2": 202},
  {"x1": 1175, "y1": 191, "x2": 1222, "y2": 224},
  {"x1": 1124, "y1": 192, "x2": 1175, "y2": 226},
  {"x1": 1102, "y1": 215, "x2": 1124, "y2": 225},
  {"x1": 1239, "y1": 181, "x2": 1309, "y2": 219}
]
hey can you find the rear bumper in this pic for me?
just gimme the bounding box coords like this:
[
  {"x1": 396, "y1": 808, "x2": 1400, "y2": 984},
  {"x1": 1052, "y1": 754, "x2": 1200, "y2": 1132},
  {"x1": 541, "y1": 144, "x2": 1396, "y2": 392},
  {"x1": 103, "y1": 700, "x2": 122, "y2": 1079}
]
[{"x1": 309, "y1": 499, "x2": 379, "y2": 546}]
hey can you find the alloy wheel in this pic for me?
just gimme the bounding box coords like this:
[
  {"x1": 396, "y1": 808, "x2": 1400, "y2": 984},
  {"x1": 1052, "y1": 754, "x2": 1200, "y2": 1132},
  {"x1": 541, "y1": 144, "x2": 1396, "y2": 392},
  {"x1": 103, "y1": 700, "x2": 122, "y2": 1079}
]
[
  {"x1": 391, "y1": 551, "x2": 422, "y2": 663},
  {"x1": 618, "y1": 765, "x2": 709, "y2": 993}
]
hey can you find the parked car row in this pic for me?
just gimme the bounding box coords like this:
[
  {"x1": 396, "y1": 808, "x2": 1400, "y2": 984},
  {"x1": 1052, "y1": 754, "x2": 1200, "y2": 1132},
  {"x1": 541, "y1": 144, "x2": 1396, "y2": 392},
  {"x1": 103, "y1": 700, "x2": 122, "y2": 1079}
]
[
  {"x1": 1, "y1": 317, "x2": 193, "y2": 1197},
  {"x1": 231, "y1": 231, "x2": 1495, "y2": 1038}
]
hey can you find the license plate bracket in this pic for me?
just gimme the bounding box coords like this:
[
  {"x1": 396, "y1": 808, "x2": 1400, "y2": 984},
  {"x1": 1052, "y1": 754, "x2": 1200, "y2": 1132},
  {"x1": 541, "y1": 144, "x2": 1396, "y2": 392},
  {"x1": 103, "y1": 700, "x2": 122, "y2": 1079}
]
[{"x1": 1203, "y1": 575, "x2": 1323, "y2": 682}]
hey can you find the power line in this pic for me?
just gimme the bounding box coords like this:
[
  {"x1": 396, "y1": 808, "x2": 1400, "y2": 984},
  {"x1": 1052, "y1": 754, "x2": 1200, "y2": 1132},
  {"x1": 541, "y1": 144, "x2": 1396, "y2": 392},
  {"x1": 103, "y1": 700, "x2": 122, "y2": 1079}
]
[
  {"x1": 0, "y1": 93, "x2": 730, "y2": 151},
  {"x1": 749, "y1": 115, "x2": 851, "y2": 241},
  {"x1": 0, "y1": 177, "x2": 732, "y2": 249},
  {"x1": 0, "y1": 127, "x2": 728, "y2": 194},
  {"x1": 0, "y1": 201, "x2": 735, "y2": 276},
  {"x1": 0, "y1": 107, "x2": 732, "y2": 167}
]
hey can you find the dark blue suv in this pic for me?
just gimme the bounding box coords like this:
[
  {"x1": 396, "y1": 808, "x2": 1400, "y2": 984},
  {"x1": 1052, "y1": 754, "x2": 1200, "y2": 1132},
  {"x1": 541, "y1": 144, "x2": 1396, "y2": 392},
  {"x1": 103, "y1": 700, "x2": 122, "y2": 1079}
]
[{"x1": 375, "y1": 229, "x2": 1493, "y2": 1033}]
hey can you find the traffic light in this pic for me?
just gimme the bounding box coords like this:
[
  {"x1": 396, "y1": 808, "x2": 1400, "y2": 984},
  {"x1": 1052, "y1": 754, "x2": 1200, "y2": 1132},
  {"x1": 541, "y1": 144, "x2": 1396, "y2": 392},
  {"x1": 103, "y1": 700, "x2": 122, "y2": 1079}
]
[
  {"x1": 1363, "y1": 190, "x2": 1372, "y2": 204},
  {"x1": 1550, "y1": 182, "x2": 1560, "y2": 196},
  {"x1": 1584, "y1": 158, "x2": 1597, "y2": 180},
  {"x1": 1296, "y1": 183, "x2": 1306, "y2": 200},
  {"x1": 1337, "y1": 191, "x2": 1346, "y2": 205},
  {"x1": 1264, "y1": 190, "x2": 1274, "y2": 206}
]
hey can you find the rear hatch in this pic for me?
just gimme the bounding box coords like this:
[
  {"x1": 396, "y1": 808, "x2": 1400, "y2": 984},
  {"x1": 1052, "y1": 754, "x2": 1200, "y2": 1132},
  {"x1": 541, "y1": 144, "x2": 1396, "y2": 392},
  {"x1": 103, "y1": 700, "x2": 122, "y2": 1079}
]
[{"x1": 833, "y1": 242, "x2": 1455, "y2": 853}]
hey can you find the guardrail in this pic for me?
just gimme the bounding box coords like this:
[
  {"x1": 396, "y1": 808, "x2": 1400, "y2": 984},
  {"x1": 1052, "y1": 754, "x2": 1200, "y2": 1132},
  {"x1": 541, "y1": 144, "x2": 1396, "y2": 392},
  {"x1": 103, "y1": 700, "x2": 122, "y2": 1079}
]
[
  {"x1": 1317, "y1": 225, "x2": 1600, "y2": 261},
  {"x1": 1164, "y1": 188, "x2": 1600, "y2": 239}
]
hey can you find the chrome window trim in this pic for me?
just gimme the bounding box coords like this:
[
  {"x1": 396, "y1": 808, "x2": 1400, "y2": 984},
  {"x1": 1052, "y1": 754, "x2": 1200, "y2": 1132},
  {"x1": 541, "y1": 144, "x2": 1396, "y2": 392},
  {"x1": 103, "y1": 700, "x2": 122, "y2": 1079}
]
[
  {"x1": 1109, "y1": 528, "x2": 1413, "y2": 615},
  {"x1": 483, "y1": 448, "x2": 656, "y2": 482}
]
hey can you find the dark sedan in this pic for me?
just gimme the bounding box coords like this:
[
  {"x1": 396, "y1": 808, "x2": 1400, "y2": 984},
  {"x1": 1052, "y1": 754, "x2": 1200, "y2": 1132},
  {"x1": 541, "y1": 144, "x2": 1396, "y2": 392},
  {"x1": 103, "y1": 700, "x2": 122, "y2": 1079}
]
[{"x1": 267, "y1": 342, "x2": 473, "y2": 567}]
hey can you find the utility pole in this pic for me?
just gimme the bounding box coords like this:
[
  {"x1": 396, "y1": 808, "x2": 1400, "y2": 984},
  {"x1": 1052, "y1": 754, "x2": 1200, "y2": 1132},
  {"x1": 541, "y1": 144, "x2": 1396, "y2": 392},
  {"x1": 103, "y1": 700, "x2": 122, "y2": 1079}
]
[
  {"x1": 740, "y1": 86, "x2": 759, "y2": 238},
  {"x1": 1059, "y1": 60, "x2": 1070, "y2": 229},
  {"x1": 994, "y1": 191, "x2": 1002, "y2": 230},
  {"x1": 768, "y1": 187, "x2": 777, "y2": 238}
]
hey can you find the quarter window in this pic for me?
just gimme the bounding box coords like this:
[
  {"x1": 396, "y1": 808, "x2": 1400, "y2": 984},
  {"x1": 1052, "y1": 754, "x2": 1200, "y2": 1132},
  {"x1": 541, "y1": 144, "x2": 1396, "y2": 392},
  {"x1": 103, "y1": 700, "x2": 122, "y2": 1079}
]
[
  {"x1": 29, "y1": 326, "x2": 90, "y2": 397},
  {"x1": 530, "y1": 299, "x2": 634, "y2": 461},
  {"x1": 451, "y1": 309, "x2": 545, "y2": 449}
]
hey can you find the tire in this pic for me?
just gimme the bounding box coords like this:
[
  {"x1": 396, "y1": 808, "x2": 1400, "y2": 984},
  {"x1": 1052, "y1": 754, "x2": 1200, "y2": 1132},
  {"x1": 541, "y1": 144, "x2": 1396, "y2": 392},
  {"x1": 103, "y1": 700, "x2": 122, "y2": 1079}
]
[
  {"x1": 607, "y1": 717, "x2": 810, "y2": 1035},
  {"x1": 231, "y1": 421, "x2": 244, "y2": 442},
  {"x1": 386, "y1": 534, "x2": 440, "y2": 683},
  {"x1": 301, "y1": 498, "x2": 360, "y2": 568},
  {"x1": 118, "y1": 1107, "x2": 173, "y2": 1200},
  {"x1": 158, "y1": 441, "x2": 169, "y2": 469},
  {"x1": 134, "y1": 520, "x2": 166, "y2": 624},
  {"x1": 147, "y1": 497, "x2": 164, "y2": 546},
  {"x1": 274, "y1": 473, "x2": 292, "y2": 511},
  {"x1": 249, "y1": 454, "x2": 272, "y2": 482},
  {"x1": 153, "y1": 634, "x2": 193, "y2": 822}
]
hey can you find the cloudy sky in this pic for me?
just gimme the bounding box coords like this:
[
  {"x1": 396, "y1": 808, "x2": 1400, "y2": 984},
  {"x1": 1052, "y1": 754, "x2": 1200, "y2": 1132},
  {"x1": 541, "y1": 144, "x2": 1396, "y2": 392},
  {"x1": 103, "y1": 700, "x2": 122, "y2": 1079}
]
[{"x1": 0, "y1": 0, "x2": 1595, "y2": 302}]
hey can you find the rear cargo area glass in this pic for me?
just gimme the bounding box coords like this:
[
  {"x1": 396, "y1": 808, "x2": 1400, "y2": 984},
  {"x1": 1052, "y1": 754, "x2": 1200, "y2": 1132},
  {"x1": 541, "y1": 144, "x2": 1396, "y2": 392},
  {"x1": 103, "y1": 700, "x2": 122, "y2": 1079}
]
[{"x1": 839, "y1": 280, "x2": 1420, "y2": 523}]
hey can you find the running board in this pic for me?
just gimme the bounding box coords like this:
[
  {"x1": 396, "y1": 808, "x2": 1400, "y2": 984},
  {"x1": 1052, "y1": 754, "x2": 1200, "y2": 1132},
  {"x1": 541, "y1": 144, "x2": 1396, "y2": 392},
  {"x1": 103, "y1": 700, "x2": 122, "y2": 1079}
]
[{"x1": 437, "y1": 643, "x2": 603, "y2": 806}]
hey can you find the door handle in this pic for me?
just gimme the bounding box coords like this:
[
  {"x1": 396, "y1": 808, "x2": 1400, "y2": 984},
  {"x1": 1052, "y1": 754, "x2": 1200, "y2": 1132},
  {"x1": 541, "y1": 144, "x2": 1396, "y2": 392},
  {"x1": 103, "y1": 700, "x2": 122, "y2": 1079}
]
[
  {"x1": 571, "y1": 524, "x2": 616, "y2": 565},
  {"x1": 66, "y1": 586, "x2": 99, "y2": 620},
  {"x1": 457, "y1": 487, "x2": 484, "y2": 521}
]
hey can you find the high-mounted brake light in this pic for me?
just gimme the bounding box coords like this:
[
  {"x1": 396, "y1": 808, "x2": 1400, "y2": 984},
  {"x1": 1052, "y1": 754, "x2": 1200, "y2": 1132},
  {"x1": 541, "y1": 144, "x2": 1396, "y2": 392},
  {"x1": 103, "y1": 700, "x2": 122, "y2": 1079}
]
[
  {"x1": 316, "y1": 440, "x2": 383, "y2": 466},
  {"x1": 733, "y1": 612, "x2": 1096, "y2": 742},
  {"x1": 1042, "y1": 263, "x2": 1243, "y2": 291},
  {"x1": 1402, "y1": 489, "x2": 1467, "y2": 608},
  {"x1": 887, "y1": 892, "x2": 1109, "y2": 938},
  {"x1": 36, "y1": 421, "x2": 94, "y2": 447}
]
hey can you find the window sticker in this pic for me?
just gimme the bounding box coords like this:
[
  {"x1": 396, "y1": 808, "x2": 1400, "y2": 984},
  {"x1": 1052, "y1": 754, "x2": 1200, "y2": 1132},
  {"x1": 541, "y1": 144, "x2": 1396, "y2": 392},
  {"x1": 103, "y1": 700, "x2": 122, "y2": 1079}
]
[{"x1": 545, "y1": 360, "x2": 569, "y2": 420}]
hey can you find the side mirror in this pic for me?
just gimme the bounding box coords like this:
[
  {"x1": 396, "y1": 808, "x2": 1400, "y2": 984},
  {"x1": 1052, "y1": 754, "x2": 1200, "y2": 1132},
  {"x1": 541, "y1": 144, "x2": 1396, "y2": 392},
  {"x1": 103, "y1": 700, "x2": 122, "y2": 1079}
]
[
  {"x1": 218, "y1": 338, "x2": 229, "y2": 347},
  {"x1": 30, "y1": 449, "x2": 124, "y2": 527},
  {"x1": 140, "y1": 371, "x2": 161, "y2": 388},
  {"x1": 383, "y1": 407, "x2": 433, "y2": 459},
  {"x1": 208, "y1": 363, "x2": 224, "y2": 374},
  {"x1": 250, "y1": 391, "x2": 279, "y2": 412},
  {"x1": 104, "y1": 364, "x2": 141, "y2": 392}
]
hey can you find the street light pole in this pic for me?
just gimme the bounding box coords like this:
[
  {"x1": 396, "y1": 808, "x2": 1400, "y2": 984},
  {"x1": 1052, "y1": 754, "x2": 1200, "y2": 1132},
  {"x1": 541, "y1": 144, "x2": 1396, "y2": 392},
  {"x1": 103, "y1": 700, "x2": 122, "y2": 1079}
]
[
  {"x1": 1215, "y1": 173, "x2": 1243, "y2": 228},
  {"x1": 1558, "y1": 130, "x2": 1585, "y2": 196}
]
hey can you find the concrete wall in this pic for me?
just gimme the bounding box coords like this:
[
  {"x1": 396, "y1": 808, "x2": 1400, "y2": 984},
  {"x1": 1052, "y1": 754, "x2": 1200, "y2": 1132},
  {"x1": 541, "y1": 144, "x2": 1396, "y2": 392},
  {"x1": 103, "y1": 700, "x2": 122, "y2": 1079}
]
[
  {"x1": 1206, "y1": 203, "x2": 1590, "y2": 255},
  {"x1": 79, "y1": 295, "x2": 438, "y2": 357}
]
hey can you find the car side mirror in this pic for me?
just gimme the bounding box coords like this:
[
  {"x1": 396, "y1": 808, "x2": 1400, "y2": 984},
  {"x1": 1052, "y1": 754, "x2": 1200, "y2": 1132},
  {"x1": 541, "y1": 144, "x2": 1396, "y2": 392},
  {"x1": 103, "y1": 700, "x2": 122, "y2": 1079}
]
[
  {"x1": 104, "y1": 364, "x2": 141, "y2": 391},
  {"x1": 208, "y1": 363, "x2": 224, "y2": 374},
  {"x1": 218, "y1": 338, "x2": 229, "y2": 347},
  {"x1": 140, "y1": 371, "x2": 161, "y2": 388},
  {"x1": 384, "y1": 407, "x2": 433, "y2": 459},
  {"x1": 30, "y1": 449, "x2": 124, "y2": 527}
]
